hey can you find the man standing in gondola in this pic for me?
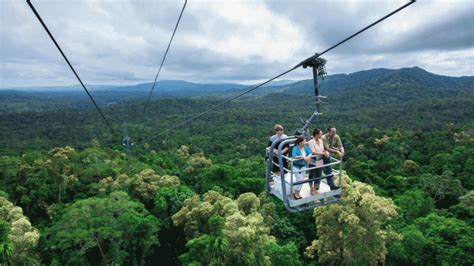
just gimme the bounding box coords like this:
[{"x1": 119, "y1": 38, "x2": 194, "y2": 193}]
[{"x1": 322, "y1": 126, "x2": 344, "y2": 190}]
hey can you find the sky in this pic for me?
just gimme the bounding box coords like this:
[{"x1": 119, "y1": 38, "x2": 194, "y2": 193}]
[{"x1": 0, "y1": 0, "x2": 473, "y2": 87}]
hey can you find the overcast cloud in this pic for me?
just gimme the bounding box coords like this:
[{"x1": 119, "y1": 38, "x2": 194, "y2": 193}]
[{"x1": 0, "y1": 0, "x2": 473, "y2": 87}]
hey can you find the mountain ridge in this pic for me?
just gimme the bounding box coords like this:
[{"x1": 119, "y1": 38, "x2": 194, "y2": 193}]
[
  {"x1": 1, "y1": 66, "x2": 472, "y2": 114},
  {"x1": 2, "y1": 66, "x2": 472, "y2": 93}
]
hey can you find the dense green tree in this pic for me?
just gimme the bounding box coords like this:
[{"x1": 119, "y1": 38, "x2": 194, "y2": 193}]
[
  {"x1": 130, "y1": 169, "x2": 180, "y2": 202},
  {"x1": 178, "y1": 216, "x2": 228, "y2": 266},
  {"x1": 179, "y1": 234, "x2": 214, "y2": 265},
  {"x1": 421, "y1": 170, "x2": 464, "y2": 203},
  {"x1": 0, "y1": 219, "x2": 11, "y2": 264},
  {"x1": 44, "y1": 191, "x2": 161, "y2": 265},
  {"x1": 0, "y1": 156, "x2": 21, "y2": 182},
  {"x1": 387, "y1": 224, "x2": 427, "y2": 265},
  {"x1": 183, "y1": 157, "x2": 265, "y2": 197},
  {"x1": 394, "y1": 189, "x2": 435, "y2": 225},
  {"x1": 390, "y1": 213, "x2": 474, "y2": 265},
  {"x1": 459, "y1": 190, "x2": 474, "y2": 210},
  {"x1": 154, "y1": 185, "x2": 196, "y2": 227},
  {"x1": 264, "y1": 241, "x2": 301, "y2": 266},
  {"x1": 0, "y1": 196, "x2": 40, "y2": 265},
  {"x1": 173, "y1": 191, "x2": 300, "y2": 265},
  {"x1": 449, "y1": 190, "x2": 474, "y2": 224},
  {"x1": 402, "y1": 159, "x2": 420, "y2": 175},
  {"x1": 0, "y1": 72, "x2": 473, "y2": 264},
  {"x1": 461, "y1": 156, "x2": 474, "y2": 189},
  {"x1": 305, "y1": 173, "x2": 399, "y2": 265},
  {"x1": 383, "y1": 175, "x2": 410, "y2": 196},
  {"x1": 270, "y1": 217, "x2": 305, "y2": 249},
  {"x1": 345, "y1": 158, "x2": 380, "y2": 184},
  {"x1": 47, "y1": 146, "x2": 78, "y2": 203},
  {"x1": 94, "y1": 169, "x2": 181, "y2": 208}
]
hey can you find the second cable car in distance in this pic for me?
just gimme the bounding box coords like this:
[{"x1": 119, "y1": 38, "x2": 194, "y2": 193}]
[{"x1": 265, "y1": 56, "x2": 343, "y2": 213}]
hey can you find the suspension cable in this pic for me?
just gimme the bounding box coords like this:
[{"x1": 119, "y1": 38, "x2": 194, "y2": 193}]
[
  {"x1": 140, "y1": 0, "x2": 188, "y2": 122},
  {"x1": 141, "y1": 67, "x2": 296, "y2": 143},
  {"x1": 294, "y1": 0, "x2": 416, "y2": 68},
  {"x1": 27, "y1": 0, "x2": 116, "y2": 134},
  {"x1": 141, "y1": 0, "x2": 415, "y2": 143}
]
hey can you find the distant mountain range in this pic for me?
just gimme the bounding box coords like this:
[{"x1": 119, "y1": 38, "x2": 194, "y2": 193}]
[
  {"x1": 279, "y1": 67, "x2": 473, "y2": 95},
  {"x1": 2, "y1": 67, "x2": 472, "y2": 94},
  {"x1": 0, "y1": 79, "x2": 295, "y2": 93},
  {"x1": 256, "y1": 67, "x2": 474, "y2": 115},
  {"x1": 0, "y1": 67, "x2": 472, "y2": 114}
]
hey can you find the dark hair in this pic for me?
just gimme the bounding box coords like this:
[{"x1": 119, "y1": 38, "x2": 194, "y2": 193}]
[
  {"x1": 295, "y1": 136, "x2": 305, "y2": 146},
  {"x1": 312, "y1": 128, "x2": 322, "y2": 137},
  {"x1": 327, "y1": 126, "x2": 336, "y2": 132}
]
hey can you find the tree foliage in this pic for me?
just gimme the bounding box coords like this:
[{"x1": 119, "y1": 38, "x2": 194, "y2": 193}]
[
  {"x1": 0, "y1": 73, "x2": 473, "y2": 264},
  {"x1": 173, "y1": 190, "x2": 300, "y2": 265},
  {"x1": 44, "y1": 191, "x2": 161, "y2": 265},
  {"x1": 0, "y1": 195, "x2": 40, "y2": 265},
  {"x1": 305, "y1": 173, "x2": 399, "y2": 265},
  {"x1": 389, "y1": 213, "x2": 474, "y2": 265}
]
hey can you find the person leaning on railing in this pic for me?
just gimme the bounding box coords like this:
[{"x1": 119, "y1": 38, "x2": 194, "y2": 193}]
[
  {"x1": 291, "y1": 136, "x2": 312, "y2": 199},
  {"x1": 322, "y1": 126, "x2": 343, "y2": 190},
  {"x1": 307, "y1": 128, "x2": 329, "y2": 195}
]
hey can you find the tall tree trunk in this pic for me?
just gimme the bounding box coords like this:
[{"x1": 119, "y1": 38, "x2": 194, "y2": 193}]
[
  {"x1": 91, "y1": 232, "x2": 106, "y2": 262},
  {"x1": 58, "y1": 183, "x2": 62, "y2": 203}
]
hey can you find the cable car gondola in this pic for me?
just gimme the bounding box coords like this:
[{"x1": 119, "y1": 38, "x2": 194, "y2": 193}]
[{"x1": 265, "y1": 57, "x2": 342, "y2": 212}]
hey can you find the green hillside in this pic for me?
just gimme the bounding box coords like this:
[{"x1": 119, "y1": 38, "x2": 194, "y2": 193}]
[{"x1": 0, "y1": 67, "x2": 473, "y2": 265}]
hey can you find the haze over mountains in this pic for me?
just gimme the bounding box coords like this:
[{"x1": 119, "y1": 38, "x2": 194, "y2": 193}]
[
  {"x1": 1, "y1": 67, "x2": 473, "y2": 114},
  {"x1": 3, "y1": 66, "x2": 473, "y2": 92},
  {"x1": 1, "y1": 64, "x2": 473, "y2": 158}
]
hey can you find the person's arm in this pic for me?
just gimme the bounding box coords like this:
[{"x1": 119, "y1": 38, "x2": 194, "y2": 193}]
[
  {"x1": 308, "y1": 141, "x2": 316, "y2": 154},
  {"x1": 281, "y1": 136, "x2": 289, "y2": 154},
  {"x1": 324, "y1": 139, "x2": 339, "y2": 153},
  {"x1": 328, "y1": 145, "x2": 339, "y2": 153},
  {"x1": 268, "y1": 138, "x2": 277, "y2": 154},
  {"x1": 304, "y1": 147, "x2": 313, "y2": 162},
  {"x1": 336, "y1": 135, "x2": 345, "y2": 158},
  {"x1": 308, "y1": 142, "x2": 326, "y2": 156},
  {"x1": 320, "y1": 139, "x2": 330, "y2": 157},
  {"x1": 292, "y1": 146, "x2": 302, "y2": 160},
  {"x1": 323, "y1": 137, "x2": 330, "y2": 151},
  {"x1": 270, "y1": 138, "x2": 281, "y2": 154}
]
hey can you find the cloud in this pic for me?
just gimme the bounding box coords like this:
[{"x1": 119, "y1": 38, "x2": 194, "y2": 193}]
[{"x1": 0, "y1": 0, "x2": 473, "y2": 87}]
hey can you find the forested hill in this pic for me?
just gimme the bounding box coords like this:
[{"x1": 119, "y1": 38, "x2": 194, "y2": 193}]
[
  {"x1": 1, "y1": 67, "x2": 473, "y2": 114},
  {"x1": 0, "y1": 67, "x2": 473, "y2": 154},
  {"x1": 281, "y1": 66, "x2": 474, "y2": 94},
  {"x1": 0, "y1": 67, "x2": 473, "y2": 265},
  {"x1": 263, "y1": 67, "x2": 474, "y2": 124}
]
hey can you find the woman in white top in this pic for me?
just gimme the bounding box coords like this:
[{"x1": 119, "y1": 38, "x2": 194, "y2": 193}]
[{"x1": 307, "y1": 128, "x2": 330, "y2": 195}]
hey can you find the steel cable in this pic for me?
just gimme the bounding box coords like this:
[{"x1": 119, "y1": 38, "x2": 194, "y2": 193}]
[{"x1": 141, "y1": 0, "x2": 416, "y2": 143}]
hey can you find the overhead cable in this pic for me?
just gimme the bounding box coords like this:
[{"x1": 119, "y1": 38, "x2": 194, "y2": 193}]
[
  {"x1": 141, "y1": 0, "x2": 416, "y2": 143},
  {"x1": 27, "y1": 0, "x2": 116, "y2": 134},
  {"x1": 142, "y1": 67, "x2": 295, "y2": 143},
  {"x1": 140, "y1": 0, "x2": 188, "y2": 122}
]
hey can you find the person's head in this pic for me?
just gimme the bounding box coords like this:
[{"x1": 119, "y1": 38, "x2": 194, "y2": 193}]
[
  {"x1": 312, "y1": 128, "x2": 322, "y2": 138},
  {"x1": 274, "y1": 124, "x2": 284, "y2": 136},
  {"x1": 295, "y1": 136, "x2": 306, "y2": 147},
  {"x1": 327, "y1": 127, "x2": 337, "y2": 138}
]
